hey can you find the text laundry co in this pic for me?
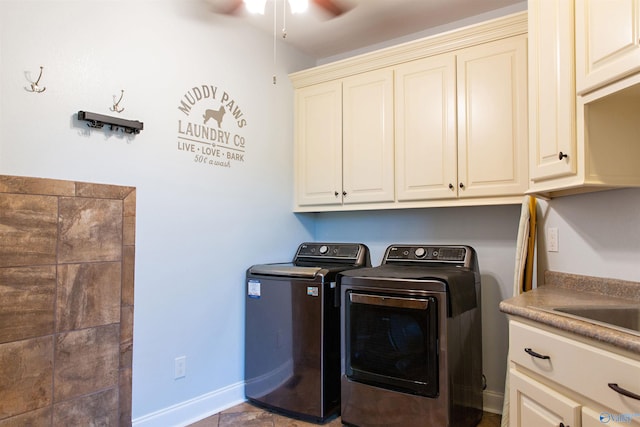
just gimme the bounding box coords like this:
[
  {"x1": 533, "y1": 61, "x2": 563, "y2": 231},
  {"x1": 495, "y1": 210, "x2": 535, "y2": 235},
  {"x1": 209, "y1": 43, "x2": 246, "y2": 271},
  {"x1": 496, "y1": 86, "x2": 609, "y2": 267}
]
[{"x1": 178, "y1": 120, "x2": 232, "y2": 144}]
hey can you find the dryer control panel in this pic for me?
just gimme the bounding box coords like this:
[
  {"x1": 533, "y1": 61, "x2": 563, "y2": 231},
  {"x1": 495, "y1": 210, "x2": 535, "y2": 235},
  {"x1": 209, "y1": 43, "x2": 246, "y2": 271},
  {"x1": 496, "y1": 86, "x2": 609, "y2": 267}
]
[{"x1": 384, "y1": 245, "x2": 471, "y2": 265}]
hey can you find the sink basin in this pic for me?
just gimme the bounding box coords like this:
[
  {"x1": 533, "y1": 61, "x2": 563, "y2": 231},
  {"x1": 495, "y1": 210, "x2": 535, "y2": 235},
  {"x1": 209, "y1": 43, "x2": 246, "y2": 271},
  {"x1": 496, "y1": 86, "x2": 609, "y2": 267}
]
[{"x1": 541, "y1": 305, "x2": 640, "y2": 337}]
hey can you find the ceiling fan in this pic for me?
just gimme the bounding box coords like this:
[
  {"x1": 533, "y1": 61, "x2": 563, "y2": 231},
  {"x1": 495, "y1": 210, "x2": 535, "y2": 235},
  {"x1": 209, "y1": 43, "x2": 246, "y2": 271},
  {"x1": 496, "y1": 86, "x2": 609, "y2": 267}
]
[
  {"x1": 208, "y1": 0, "x2": 352, "y2": 84},
  {"x1": 213, "y1": 0, "x2": 351, "y2": 17}
]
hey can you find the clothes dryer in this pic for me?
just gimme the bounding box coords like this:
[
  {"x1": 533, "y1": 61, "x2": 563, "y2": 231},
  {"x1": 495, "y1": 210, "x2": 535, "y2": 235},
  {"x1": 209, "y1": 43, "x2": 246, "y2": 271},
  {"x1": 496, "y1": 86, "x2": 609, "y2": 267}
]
[{"x1": 338, "y1": 245, "x2": 482, "y2": 427}]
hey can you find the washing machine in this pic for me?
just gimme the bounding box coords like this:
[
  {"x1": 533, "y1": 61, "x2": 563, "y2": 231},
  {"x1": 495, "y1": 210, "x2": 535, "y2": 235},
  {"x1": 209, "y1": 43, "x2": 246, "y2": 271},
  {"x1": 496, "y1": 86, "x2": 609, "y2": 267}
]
[{"x1": 245, "y1": 242, "x2": 370, "y2": 422}]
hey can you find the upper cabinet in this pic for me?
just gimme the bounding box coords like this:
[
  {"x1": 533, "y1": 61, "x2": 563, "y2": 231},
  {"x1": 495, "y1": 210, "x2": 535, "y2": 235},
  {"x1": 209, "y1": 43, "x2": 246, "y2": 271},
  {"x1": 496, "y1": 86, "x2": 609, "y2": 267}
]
[
  {"x1": 528, "y1": 0, "x2": 640, "y2": 197},
  {"x1": 456, "y1": 37, "x2": 528, "y2": 199},
  {"x1": 395, "y1": 37, "x2": 528, "y2": 203},
  {"x1": 294, "y1": 4, "x2": 640, "y2": 209},
  {"x1": 394, "y1": 54, "x2": 457, "y2": 201},
  {"x1": 294, "y1": 69, "x2": 394, "y2": 208},
  {"x1": 575, "y1": 0, "x2": 640, "y2": 95},
  {"x1": 294, "y1": 80, "x2": 343, "y2": 207},
  {"x1": 291, "y1": 13, "x2": 529, "y2": 212},
  {"x1": 342, "y1": 69, "x2": 395, "y2": 205},
  {"x1": 528, "y1": 0, "x2": 576, "y2": 182}
]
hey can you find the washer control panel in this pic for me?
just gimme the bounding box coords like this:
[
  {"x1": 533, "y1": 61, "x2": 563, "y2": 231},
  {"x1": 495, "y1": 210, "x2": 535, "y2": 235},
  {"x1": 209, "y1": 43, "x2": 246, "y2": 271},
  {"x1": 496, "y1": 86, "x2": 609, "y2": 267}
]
[{"x1": 295, "y1": 243, "x2": 370, "y2": 266}]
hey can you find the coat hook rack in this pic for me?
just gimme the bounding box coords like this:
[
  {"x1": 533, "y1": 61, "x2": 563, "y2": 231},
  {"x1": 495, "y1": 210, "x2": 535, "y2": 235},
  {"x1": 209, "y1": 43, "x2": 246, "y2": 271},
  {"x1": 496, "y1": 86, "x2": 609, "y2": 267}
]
[
  {"x1": 26, "y1": 66, "x2": 46, "y2": 93},
  {"x1": 110, "y1": 89, "x2": 125, "y2": 113},
  {"x1": 77, "y1": 111, "x2": 143, "y2": 134}
]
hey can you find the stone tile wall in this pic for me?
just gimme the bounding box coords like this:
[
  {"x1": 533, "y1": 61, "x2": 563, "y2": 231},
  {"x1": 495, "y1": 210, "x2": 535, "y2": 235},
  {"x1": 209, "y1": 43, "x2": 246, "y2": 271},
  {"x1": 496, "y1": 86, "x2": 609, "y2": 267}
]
[{"x1": 0, "y1": 175, "x2": 135, "y2": 426}]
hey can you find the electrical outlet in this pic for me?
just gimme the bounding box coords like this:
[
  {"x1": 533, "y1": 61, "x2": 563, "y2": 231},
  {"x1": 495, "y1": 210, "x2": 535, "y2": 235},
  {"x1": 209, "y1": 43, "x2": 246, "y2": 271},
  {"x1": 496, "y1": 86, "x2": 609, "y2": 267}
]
[
  {"x1": 175, "y1": 356, "x2": 186, "y2": 379},
  {"x1": 547, "y1": 227, "x2": 559, "y2": 252}
]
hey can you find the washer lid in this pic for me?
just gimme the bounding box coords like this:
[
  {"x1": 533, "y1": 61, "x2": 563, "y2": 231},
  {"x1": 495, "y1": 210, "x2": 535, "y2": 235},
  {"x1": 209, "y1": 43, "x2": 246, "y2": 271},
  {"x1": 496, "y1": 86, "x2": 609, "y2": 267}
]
[{"x1": 249, "y1": 263, "x2": 322, "y2": 278}]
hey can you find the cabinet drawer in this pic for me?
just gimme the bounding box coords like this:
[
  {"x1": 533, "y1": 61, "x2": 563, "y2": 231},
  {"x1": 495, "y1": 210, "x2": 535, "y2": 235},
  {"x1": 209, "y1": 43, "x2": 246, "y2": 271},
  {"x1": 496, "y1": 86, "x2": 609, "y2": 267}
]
[{"x1": 510, "y1": 320, "x2": 640, "y2": 416}]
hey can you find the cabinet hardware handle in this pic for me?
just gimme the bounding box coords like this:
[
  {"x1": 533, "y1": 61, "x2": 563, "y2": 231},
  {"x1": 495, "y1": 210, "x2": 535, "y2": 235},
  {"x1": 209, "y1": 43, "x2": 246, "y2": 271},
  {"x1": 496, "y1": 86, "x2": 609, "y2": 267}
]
[
  {"x1": 334, "y1": 191, "x2": 339, "y2": 197},
  {"x1": 448, "y1": 183, "x2": 454, "y2": 190},
  {"x1": 343, "y1": 191, "x2": 347, "y2": 197},
  {"x1": 524, "y1": 347, "x2": 550, "y2": 360},
  {"x1": 558, "y1": 151, "x2": 568, "y2": 160},
  {"x1": 459, "y1": 182, "x2": 464, "y2": 189},
  {"x1": 608, "y1": 383, "x2": 640, "y2": 401},
  {"x1": 559, "y1": 423, "x2": 569, "y2": 427}
]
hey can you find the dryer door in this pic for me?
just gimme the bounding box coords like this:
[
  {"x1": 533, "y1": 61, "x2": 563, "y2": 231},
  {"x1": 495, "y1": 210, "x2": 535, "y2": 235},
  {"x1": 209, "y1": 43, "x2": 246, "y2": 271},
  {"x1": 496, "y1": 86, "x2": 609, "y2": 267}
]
[{"x1": 344, "y1": 291, "x2": 439, "y2": 397}]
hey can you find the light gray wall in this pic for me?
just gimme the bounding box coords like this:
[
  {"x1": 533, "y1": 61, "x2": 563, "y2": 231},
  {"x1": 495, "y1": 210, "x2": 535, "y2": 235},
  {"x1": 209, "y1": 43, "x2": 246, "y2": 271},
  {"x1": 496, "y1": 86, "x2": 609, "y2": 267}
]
[
  {"x1": 0, "y1": 0, "x2": 316, "y2": 424},
  {"x1": 537, "y1": 188, "x2": 640, "y2": 282}
]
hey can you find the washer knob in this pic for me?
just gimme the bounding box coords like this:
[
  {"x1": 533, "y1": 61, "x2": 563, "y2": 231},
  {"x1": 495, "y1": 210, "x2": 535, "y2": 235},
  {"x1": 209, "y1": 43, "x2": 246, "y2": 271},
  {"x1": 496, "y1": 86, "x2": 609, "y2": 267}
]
[
  {"x1": 319, "y1": 245, "x2": 329, "y2": 254},
  {"x1": 415, "y1": 247, "x2": 426, "y2": 258}
]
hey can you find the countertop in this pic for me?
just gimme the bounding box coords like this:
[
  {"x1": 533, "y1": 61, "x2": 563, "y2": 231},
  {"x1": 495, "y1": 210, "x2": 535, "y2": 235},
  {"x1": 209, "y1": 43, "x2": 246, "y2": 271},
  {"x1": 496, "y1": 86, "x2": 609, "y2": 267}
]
[{"x1": 499, "y1": 271, "x2": 640, "y2": 355}]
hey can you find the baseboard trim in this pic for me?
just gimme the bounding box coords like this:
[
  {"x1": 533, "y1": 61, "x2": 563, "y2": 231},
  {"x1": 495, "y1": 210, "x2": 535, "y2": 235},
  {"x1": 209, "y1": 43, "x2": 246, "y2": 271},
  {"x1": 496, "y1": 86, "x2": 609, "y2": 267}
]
[
  {"x1": 483, "y1": 389, "x2": 504, "y2": 415},
  {"x1": 133, "y1": 383, "x2": 503, "y2": 426},
  {"x1": 132, "y1": 382, "x2": 245, "y2": 427}
]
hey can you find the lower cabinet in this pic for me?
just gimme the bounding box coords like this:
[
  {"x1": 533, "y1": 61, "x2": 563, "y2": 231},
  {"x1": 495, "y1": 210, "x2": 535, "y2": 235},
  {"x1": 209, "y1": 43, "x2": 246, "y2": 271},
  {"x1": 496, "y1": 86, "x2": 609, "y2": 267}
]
[
  {"x1": 508, "y1": 319, "x2": 640, "y2": 427},
  {"x1": 510, "y1": 369, "x2": 580, "y2": 427},
  {"x1": 582, "y1": 407, "x2": 608, "y2": 427}
]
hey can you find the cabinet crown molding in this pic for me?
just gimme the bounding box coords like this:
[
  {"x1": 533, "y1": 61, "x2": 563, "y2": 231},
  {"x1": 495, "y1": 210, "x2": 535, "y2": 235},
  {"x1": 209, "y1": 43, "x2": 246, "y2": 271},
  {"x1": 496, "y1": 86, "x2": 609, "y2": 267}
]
[{"x1": 289, "y1": 11, "x2": 527, "y2": 88}]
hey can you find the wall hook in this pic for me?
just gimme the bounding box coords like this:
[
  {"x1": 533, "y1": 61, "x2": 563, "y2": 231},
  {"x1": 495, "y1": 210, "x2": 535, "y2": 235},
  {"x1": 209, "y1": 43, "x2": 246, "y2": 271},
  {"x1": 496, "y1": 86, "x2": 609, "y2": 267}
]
[
  {"x1": 110, "y1": 90, "x2": 125, "y2": 113},
  {"x1": 26, "y1": 66, "x2": 46, "y2": 93}
]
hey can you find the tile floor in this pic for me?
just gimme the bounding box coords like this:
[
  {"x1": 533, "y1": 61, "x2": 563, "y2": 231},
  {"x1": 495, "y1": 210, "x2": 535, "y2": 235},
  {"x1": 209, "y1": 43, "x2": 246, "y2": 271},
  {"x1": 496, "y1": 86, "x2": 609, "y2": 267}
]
[{"x1": 188, "y1": 402, "x2": 502, "y2": 427}]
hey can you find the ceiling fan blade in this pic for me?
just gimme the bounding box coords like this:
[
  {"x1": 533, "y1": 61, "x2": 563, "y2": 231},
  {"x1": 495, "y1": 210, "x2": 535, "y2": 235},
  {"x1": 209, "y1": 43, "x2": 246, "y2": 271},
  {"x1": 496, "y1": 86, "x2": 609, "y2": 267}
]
[
  {"x1": 210, "y1": 0, "x2": 245, "y2": 15},
  {"x1": 312, "y1": 0, "x2": 351, "y2": 16},
  {"x1": 209, "y1": 0, "x2": 353, "y2": 17},
  {"x1": 226, "y1": 0, "x2": 246, "y2": 14}
]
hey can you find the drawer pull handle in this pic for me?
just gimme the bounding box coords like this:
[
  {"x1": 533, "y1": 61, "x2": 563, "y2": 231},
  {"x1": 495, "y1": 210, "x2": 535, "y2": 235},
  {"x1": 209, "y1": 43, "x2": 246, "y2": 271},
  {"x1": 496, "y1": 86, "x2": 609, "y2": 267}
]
[
  {"x1": 524, "y1": 348, "x2": 550, "y2": 360},
  {"x1": 608, "y1": 383, "x2": 640, "y2": 401}
]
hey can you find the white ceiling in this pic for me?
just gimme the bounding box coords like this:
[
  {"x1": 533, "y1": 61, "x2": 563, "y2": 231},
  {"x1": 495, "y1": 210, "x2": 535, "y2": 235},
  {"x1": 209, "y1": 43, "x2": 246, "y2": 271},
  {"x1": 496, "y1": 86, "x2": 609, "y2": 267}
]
[{"x1": 206, "y1": 0, "x2": 526, "y2": 59}]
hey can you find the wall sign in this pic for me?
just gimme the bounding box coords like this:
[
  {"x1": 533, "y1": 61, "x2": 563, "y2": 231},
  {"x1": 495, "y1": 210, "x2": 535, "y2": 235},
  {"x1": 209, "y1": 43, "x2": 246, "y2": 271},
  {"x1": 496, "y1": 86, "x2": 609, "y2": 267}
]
[{"x1": 177, "y1": 85, "x2": 247, "y2": 169}]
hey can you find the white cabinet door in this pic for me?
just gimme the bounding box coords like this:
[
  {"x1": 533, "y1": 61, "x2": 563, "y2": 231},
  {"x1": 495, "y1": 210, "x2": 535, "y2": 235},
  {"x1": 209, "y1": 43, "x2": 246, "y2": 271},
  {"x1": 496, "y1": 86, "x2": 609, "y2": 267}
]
[
  {"x1": 456, "y1": 36, "x2": 528, "y2": 198},
  {"x1": 583, "y1": 407, "x2": 605, "y2": 427},
  {"x1": 294, "y1": 81, "x2": 343, "y2": 206},
  {"x1": 576, "y1": 0, "x2": 640, "y2": 94},
  {"x1": 395, "y1": 54, "x2": 457, "y2": 201},
  {"x1": 528, "y1": 0, "x2": 577, "y2": 182},
  {"x1": 583, "y1": 406, "x2": 640, "y2": 426},
  {"x1": 342, "y1": 68, "x2": 395, "y2": 204},
  {"x1": 509, "y1": 369, "x2": 581, "y2": 427}
]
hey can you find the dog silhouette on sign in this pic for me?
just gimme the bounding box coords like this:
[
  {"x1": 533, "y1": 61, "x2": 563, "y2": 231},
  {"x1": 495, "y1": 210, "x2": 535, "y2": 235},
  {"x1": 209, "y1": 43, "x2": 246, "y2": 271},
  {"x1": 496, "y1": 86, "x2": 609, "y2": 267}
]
[{"x1": 203, "y1": 106, "x2": 225, "y2": 128}]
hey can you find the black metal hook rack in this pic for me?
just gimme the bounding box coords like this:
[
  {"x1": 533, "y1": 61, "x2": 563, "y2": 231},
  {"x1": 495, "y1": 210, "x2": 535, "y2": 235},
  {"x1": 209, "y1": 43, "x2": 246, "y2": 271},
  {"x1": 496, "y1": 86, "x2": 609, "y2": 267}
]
[{"x1": 77, "y1": 111, "x2": 143, "y2": 134}]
